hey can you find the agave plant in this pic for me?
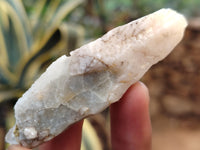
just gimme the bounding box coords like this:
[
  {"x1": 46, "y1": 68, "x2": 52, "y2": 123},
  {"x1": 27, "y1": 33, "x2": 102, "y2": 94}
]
[
  {"x1": 0, "y1": 0, "x2": 84, "y2": 103},
  {"x1": 0, "y1": 0, "x2": 104, "y2": 149}
]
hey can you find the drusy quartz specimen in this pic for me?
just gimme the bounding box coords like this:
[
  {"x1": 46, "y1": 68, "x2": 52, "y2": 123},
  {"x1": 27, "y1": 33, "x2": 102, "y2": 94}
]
[{"x1": 6, "y1": 8, "x2": 187, "y2": 148}]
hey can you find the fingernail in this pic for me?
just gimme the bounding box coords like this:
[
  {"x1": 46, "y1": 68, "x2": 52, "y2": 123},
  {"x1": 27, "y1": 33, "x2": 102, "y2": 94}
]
[{"x1": 138, "y1": 81, "x2": 150, "y2": 101}]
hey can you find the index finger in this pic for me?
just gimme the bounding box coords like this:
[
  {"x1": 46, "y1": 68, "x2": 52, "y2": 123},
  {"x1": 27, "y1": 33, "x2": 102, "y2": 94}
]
[{"x1": 110, "y1": 82, "x2": 152, "y2": 150}]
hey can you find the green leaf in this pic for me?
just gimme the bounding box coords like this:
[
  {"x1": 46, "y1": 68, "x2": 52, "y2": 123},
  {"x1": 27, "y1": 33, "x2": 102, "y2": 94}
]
[
  {"x1": 0, "y1": 88, "x2": 23, "y2": 104},
  {"x1": 22, "y1": 0, "x2": 84, "y2": 55},
  {"x1": 20, "y1": 23, "x2": 84, "y2": 88},
  {"x1": 15, "y1": 0, "x2": 84, "y2": 87},
  {"x1": 0, "y1": 0, "x2": 31, "y2": 84},
  {"x1": 0, "y1": 0, "x2": 84, "y2": 100}
]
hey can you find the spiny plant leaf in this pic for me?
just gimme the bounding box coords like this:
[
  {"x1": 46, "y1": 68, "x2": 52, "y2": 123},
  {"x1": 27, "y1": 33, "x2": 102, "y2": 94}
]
[
  {"x1": 21, "y1": 0, "x2": 84, "y2": 57},
  {"x1": 0, "y1": 0, "x2": 84, "y2": 89},
  {"x1": 0, "y1": 89, "x2": 23, "y2": 104},
  {"x1": 0, "y1": 0, "x2": 31, "y2": 85},
  {"x1": 20, "y1": 23, "x2": 84, "y2": 88},
  {"x1": 16, "y1": 0, "x2": 84, "y2": 88}
]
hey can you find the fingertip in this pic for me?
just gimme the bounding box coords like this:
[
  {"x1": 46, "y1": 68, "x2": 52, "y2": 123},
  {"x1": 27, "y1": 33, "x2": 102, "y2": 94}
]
[
  {"x1": 114, "y1": 81, "x2": 150, "y2": 111},
  {"x1": 138, "y1": 81, "x2": 149, "y2": 98},
  {"x1": 110, "y1": 81, "x2": 152, "y2": 150},
  {"x1": 129, "y1": 81, "x2": 150, "y2": 105}
]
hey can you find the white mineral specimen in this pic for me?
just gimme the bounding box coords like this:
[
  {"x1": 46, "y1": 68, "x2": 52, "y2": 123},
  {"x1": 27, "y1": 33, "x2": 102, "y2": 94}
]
[{"x1": 6, "y1": 8, "x2": 187, "y2": 148}]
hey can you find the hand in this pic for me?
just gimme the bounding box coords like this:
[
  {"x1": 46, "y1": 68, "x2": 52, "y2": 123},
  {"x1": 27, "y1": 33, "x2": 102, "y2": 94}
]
[{"x1": 8, "y1": 82, "x2": 152, "y2": 150}]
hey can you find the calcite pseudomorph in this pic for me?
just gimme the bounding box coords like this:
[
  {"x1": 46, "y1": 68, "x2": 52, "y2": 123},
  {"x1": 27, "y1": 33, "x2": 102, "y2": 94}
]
[{"x1": 6, "y1": 8, "x2": 187, "y2": 148}]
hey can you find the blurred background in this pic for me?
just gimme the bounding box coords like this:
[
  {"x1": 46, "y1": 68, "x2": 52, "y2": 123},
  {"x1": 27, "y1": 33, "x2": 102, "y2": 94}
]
[{"x1": 0, "y1": 0, "x2": 200, "y2": 150}]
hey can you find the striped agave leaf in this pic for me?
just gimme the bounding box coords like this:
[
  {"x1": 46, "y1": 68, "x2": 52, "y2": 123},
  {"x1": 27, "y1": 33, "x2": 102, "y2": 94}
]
[
  {"x1": 18, "y1": 0, "x2": 85, "y2": 88},
  {"x1": 0, "y1": 0, "x2": 31, "y2": 86},
  {"x1": 0, "y1": 0, "x2": 84, "y2": 102},
  {"x1": 18, "y1": 23, "x2": 85, "y2": 89},
  {"x1": 0, "y1": 0, "x2": 32, "y2": 103}
]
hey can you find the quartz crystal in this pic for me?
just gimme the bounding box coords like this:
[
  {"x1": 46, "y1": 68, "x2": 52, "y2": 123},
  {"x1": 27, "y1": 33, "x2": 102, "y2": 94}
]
[{"x1": 6, "y1": 8, "x2": 187, "y2": 148}]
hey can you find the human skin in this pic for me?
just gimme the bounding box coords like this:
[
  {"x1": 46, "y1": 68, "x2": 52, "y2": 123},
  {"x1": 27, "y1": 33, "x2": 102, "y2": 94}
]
[{"x1": 8, "y1": 82, "x2": 152, "y2": 150}]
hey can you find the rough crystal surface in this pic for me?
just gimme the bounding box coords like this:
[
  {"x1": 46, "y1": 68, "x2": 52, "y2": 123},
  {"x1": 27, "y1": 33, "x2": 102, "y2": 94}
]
[{"x1": 6, "y1": 8, "x2": 187, "y2": 148}]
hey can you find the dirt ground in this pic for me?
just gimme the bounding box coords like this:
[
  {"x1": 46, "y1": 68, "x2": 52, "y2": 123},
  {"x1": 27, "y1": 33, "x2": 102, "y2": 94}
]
[
  {"x1": 152, "y1": 116, "x2": 200, "y2": 150},
  {"x1": 153, "y1": 127, "x2": 200, "y2": 150}
]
